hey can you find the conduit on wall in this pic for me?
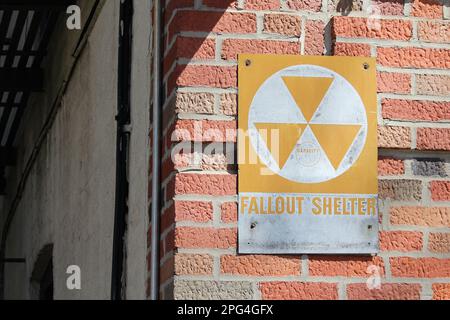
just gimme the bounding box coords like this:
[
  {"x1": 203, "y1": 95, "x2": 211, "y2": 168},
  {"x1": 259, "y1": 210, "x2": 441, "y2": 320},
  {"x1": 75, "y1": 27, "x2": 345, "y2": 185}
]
[{"x1": 111, "y1": 0, "x2": 133, "y2": 301}]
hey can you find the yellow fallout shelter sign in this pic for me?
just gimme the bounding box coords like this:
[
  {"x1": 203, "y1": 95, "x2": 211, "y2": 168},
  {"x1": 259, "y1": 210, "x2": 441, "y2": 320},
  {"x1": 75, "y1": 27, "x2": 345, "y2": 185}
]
[{"x1": 238, "y1": 54, "x2": 378, "y2": 254}]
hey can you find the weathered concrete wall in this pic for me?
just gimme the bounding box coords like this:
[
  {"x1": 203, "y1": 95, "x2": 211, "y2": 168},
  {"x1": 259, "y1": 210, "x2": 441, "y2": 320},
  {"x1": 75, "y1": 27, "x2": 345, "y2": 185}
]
[
  {"x1": 125, "y1": 0, "x2": 152, "y2": 300},
  {"x1": 156, "y1": 0, "x2": 450, "y2": 300},
  {"x1": 2, "y1": 0, "x2": 119, "y2": 299}
]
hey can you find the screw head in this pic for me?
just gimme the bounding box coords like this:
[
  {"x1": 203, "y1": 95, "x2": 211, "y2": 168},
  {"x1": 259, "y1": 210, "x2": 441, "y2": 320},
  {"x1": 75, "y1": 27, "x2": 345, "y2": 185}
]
[
  {"x1": 363, "y1": 62, "x2": 370, "y2": 70},
  {"x1": 245, "y1": 59, "x2": 252, "y2": 67}
]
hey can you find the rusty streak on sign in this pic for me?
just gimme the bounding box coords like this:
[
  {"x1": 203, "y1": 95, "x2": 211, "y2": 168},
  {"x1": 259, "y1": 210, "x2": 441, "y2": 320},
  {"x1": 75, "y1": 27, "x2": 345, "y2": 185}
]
[{"x1": 238, "y1": 54, "x2": 378, "y2": 254}]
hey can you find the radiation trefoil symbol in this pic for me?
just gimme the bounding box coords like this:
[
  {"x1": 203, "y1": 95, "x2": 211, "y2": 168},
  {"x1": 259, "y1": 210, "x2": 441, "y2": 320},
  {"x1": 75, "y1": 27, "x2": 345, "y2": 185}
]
[{"x1": 248, "y1": 65, "x2": 368, "y2": 184}]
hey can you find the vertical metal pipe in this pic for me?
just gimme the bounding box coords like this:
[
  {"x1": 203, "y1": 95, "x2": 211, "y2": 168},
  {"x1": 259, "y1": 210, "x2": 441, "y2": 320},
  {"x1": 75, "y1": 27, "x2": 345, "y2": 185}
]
[
  {"x1": 150, "y1": 0, "x2": 162, "y2": 301},
  {"x1": 111, "y1": 0, "x2": 133, "y2": 300}
]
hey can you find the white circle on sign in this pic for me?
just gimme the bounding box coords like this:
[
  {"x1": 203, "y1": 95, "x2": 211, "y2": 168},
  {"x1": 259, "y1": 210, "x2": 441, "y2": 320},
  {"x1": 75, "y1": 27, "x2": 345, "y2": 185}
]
[{"x1": 248, "y1": 65, "x2": 367, "y2": 184}]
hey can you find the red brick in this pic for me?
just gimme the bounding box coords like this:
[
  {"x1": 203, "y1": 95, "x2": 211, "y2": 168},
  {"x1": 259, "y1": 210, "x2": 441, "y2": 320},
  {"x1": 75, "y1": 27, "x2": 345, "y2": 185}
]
[
  {"x1": 378, "y1": 126, "x2": 411, "y2": 149},
  {"x1": 174, "y1": 65, "x2": 237, "y2": 89},
  {"x1": 416, "y1": 128, "x2": 450, "y2": 151},
  {"x1": 390, "y1": 206, "x2": 450, "y2": 227},
  {"x1": 175, "y1": 200, "x2": 213, "y2": 223},
  {"x1": 202, "y1": 0, "x2": 238, "y2": 9},
  {"x1": 390, "y1": 257, "x2": 450, "y2": 278},
  {"x1": 305, "y1": 20, "x2": 325, "y2": 55},
  {"x1": 287, "y1": 0, "x2": 322, "y2": 11},
  {"x1": 221, "y1": 202, "x2": 238, "y2": 223},
  {"x1": 178, "y1": 37, "x2": 215, "y2": 60},
  {"x1": 334, "y1": 42, "x2": 371, "y2": 57},
  {"x1": 245, "y1": 0, "x2": 281, "y2": 10},
  {"x1": 378, "y1": 157, "x2": 405, "y2": 176},
  {"x1": 161, "y1": 205, "x2": 176, "y2": 232},
  {"x1": 175, "y1": 227, "x2": 237, "y2": 249},
  {"x1": 164, "y1": 0, "x2": 195, "y2": 22},
  {"x1": 221, "y1": 39, "x2": 299, "y2": 60},
  {"x1": 221, "y1": 255, "x2": 300, "y2": 276},
  {"x1": 164, "y1": 37, "x2": 216, "y2": 74},
  {"x1": 309, "y1": 256, "x2": 385, "y2": 277},
  {"x1": 260, "y1": 282, "x2": 338, "y2": 300},
  {"x1": 173, "y1": 119, "x2": 237, "y2": 142},
  {"x1": 160, "y1": 256, "x2": 175, "y2": 284},
  {"x1": 347, "y1": 283, "x2": 421, "y2": 300},
  {"x1": 418, "y1": 21, "x2": 450, "y2": 43},
  {"x1": 412, "y1": 0, "x2": 443, "y2": 18},
  {"x1": 382, "y1": 99, "x2": 450, "y2": 122},
  {"x1": 377, "y1": 47, "x2": 450, "y2": 69},
  {"x1": 169, "y1": 11, "x2": 257, "y2": 39},
  {"x1": 377, "y1": 73, "x2": 411, "y2": 94},
  {"x1": 264, "y1": 14, "x2": 301, "y2": 37},
  {"x1": 430, "y1": 181, "x2": 450, "y2": 201},
  {"x1": 333, "y1": 17, "x2": 412, "y2": 40},
  {"x1": 379, "y1": 231, "x2": 423, "y2": 252},
  {"x1": 428, "y1": 233, "x2": 450, "y2": 253},
  {"x1": 433, "y1": 283, "x2": 450, "y2": 300},
  {"x1": 175, "y1": 173, "x2": 237, "y2": 196}
]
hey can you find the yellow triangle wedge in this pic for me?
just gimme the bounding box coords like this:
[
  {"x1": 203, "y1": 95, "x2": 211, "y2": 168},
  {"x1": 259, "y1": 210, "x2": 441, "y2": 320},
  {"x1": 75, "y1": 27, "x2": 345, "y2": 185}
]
[
  {"x1": 310, "y1": 124, "x2": 362, "y2": 170},
  {"x1": 282, "y1": 76, "x2": 334, "y2": 122},
  {"x1": 254, "y1": 123, "x2": 307, "y2": 170}
]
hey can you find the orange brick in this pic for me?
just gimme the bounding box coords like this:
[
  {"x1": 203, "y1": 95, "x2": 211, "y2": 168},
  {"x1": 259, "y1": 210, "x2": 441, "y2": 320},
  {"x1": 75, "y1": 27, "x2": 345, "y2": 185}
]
[
  {"x1": 333, "y1": 17, "x2": 412, "y2": 40},
  {"x1": 430, "y1": 181, "x2": 450, "y2": 201},
  {"x1": 221, "y1": 202, "x2": 238, "y2": 223},
  {"x1": 433, "y1": 283, "x2": 450, "y2": 300},
  {"x1": 175, "y1": 253, "x2": 214, "y2": 275},
  {"x1": 377, "y1": 47, "x2": 450, "y2": 69},
  {"x1": 382, "y1": 99, "x2": 450, "y2": 122},
  {"x1": 347, "y1": 283, "x2": 421, "y2": 300},
  {"x1": 390, "y1": 257, "x2": 450, "y2": 278},
  {"x1": 309, "y1": 256, "x2": 385, "y2": 277},
  {"x1": 264, "y1": 14, "x2": 301, "y2": 37},
  {"x1": 428, "y1": 233, "x2": 450, "y2": 253},
  {"x1": 175, "y1": 227, "x2": 237, "y2": 249},
  {"x1": 334, "y1": 42, "x2": 371, "y2": 57},
  {"x1": 418, "y1": 21, "x2": 450, "y2": 43},
  {"x1": 260, "y1": 282, "x2": 338, "y2": 300},
  {"x1": 173, "y1": 119, "x2": 237, "y2": 142},
  {"x1": 175, "y1": 173, "x2": 237, "y2": 196},
  {"x1": 379, "y1": 231, "x2": 423, "y2": 252},
  {"x1": 417, "y1": 128, "x2": 450, "y2": 151},
  {"x1": 221, "y1": 39, "x2": 299, "y2": 60},
  {"x1": 377, "y1": 73, "x2": 411, "y2": 94},
  {"x1": 221, "y1": 255, "x2": 300, "y2": 276},
  {"x1": 174, "y1": 65, "x2": 237, "y2": 89},
  {"x1": 412, "y1": 0, "x2": 443, "y2": 18},
  {"x1": 378, "y1": 157, "x2": 405, "y2": 176},
  {"x1": 390, "y1": 206, "x2": 450, "y2": 228},
  {"x1": 175, "y1": 201, "x2": 213, "y2": 223}
]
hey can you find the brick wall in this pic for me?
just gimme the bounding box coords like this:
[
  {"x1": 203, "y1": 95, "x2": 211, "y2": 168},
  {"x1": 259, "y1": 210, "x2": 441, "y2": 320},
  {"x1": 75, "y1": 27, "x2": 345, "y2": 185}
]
[{"x1": 150, "y1": 0, "x2": 450, "y2": 300}]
